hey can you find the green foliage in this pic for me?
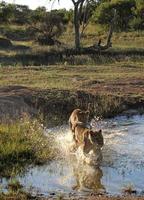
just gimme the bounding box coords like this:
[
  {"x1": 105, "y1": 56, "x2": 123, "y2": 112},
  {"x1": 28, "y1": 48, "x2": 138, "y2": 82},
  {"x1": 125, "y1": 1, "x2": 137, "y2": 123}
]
[
  {"x1": 0, "y1": 0, "x2": 143, "y2": 35},
  {"x1": 0, "y1": 115, "x2": 54, "y2": 177},
  {"x1": 0, "y1": 1, "x2": 15, "y2": 23},
  {"x1": 51, "y1": 9, "x2": 72, "y2": 24},
  {"x1": 0, "y1": 2, "x2": 31, "y2": 25},
  {"x1": 93, "y1": 0, "x2": 136, "y2": 31},
  {"x1": 13, "y1": 4, "x2": 32, "y2": 25},
  {"x1": 135, "y1": 0, "x2": 144, "y2": 18},
  {"x1": 31, "y1": 12, "x2": 66, "y2": 45},
  {"x1": 30, "y1": 6, "x2": 47, "y2": 23},
  {"x1": 130, "y1": 0, "x2": 144, "y2": 30},
  {"x1": 92, "y1": 2, "x2": 114, "y2": 25},
  {"x1": 130, "y1": 17, "x2": 143, "y2": 30}
]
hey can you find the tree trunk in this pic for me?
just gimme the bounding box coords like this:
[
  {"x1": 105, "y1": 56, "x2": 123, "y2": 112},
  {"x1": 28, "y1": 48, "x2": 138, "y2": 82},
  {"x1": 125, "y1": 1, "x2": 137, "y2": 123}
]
[{"x1": 74, "y1": 4, "x2": 80, "y2": 50}]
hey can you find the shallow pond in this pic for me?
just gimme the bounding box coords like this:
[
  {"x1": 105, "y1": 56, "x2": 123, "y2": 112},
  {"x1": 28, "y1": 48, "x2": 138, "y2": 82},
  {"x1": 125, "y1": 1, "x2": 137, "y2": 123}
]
[{"x1": 1, "y1": 115, "x2": 144, "y2": 197}]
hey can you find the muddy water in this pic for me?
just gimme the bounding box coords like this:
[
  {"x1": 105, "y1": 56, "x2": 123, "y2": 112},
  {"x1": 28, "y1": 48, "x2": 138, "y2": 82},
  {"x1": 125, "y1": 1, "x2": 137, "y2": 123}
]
[{"x1": 2, "y1": 115, "x2": 144, "y2": 196}]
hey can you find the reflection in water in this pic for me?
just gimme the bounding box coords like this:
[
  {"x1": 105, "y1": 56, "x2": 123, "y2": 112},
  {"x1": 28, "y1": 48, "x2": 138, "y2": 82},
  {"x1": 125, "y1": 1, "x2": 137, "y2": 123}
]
[
  {"x1": 72, "y1": 164, "x2": 105, "y2": 193},
  {"x1": 1, "y1": 114, "x2": 144, "y2": 196},
  {"x1": 17, "y1": 158, "x2": 105, "y2": 196}
]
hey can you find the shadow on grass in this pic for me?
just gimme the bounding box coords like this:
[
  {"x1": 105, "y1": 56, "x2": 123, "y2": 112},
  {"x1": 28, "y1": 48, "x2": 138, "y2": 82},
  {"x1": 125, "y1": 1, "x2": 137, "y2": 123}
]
[{"x1": 0, "y1": 48, "x2": 144, "y2": 66}]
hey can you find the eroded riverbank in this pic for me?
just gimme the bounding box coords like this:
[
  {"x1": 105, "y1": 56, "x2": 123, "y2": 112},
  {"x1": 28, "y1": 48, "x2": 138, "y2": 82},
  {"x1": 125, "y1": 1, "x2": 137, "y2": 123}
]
[{"x1": 0, "y1": 85, "x2": 144, "y2": 125}]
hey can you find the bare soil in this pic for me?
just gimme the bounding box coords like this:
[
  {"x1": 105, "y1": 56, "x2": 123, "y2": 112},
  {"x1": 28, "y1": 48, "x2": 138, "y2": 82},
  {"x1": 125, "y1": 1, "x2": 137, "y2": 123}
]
[{"x1": 0, "y1": 85, "x2": 37, "y2": 120}]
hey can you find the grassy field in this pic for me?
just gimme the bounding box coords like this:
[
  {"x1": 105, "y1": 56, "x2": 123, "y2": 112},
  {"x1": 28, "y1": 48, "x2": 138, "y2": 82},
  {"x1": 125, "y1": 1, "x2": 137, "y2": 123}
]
[
  {"x1": 0, "y1": 24, "x2": 144, "y2": 66},
  {"x1": 1, "y1": 30, "x2": 144, "y2": 52},
  {"x1": 0, "y1": 60, "x2": 143, "y2": 96},
  {"x1": 81, "y1": 25, "x2": 144, "y2": 49}
]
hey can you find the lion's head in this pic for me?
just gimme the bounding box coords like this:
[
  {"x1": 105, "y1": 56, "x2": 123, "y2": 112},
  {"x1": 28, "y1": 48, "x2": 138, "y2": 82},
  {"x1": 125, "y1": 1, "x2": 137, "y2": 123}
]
[
  {"x1": 88, "y1": 130, "x2": 103, "y2": 148},
  {"x1": 82, "y1": 129, "x2": 104, "y2": 155},
  {"x1": 76, "y1": 110, "x2": 89, "y2": 124},
  {"x1": 69, "y1": 109, "x2": 90, "y2": 132}
]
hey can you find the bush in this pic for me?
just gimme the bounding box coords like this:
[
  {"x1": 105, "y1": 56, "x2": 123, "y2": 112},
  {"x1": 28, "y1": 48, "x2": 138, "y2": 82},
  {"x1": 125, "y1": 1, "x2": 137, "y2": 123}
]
[
  {"x1": 130, "y1": 17, "x2": 144, "y2": 30},
  {"x1": 31, "y1": 12, "x2": 66, "y2": 45},
  {"x1": 0, "y1": 114, "x2": 54, "y2": 177},
  {"x1": 93, "y1": 0, "x2": 136, "y2": 31}
]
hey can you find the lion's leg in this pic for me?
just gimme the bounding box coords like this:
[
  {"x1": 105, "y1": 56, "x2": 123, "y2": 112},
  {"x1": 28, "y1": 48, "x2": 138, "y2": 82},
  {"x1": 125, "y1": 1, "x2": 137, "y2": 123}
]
[{"x1": 73, "y1": 134, "x2": 76, "y2": 142}]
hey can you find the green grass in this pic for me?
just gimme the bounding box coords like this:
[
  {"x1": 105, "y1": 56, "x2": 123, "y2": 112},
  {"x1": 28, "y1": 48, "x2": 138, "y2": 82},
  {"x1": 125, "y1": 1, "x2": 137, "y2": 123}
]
[
  {"x1": 61, "y1": 23, "x2": 144, "y2": 49},
  {"x1": 0, "y1": 61, "x2": 143, "y2": 92},
  {"x1": 0, "y1": 179, "x2": 36, "y2": 200},
  {"x1": 0, "y1": 24, "x2": 144, "y2": 67},
  {"x1": 0, "y1": 115, "x2": 54, "y2": 177}
]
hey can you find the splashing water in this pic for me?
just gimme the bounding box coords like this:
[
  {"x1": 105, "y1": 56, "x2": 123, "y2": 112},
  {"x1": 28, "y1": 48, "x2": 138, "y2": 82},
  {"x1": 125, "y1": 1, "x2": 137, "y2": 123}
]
[
  {"x1": 45, "y1": 126, "x2": 74, "y2": 157},
  {"x1": 45, "y1": 124, "x2": 102, "y2": 166},
  {"x1": 1, "y1": 114, "x2": 144, "y2": 196}
]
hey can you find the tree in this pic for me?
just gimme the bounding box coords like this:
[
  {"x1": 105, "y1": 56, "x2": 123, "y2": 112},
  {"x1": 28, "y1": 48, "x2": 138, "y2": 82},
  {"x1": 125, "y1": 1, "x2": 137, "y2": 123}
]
[
  {"x1": 50, "y1": 0, "x2": 115, "y2": 51},
  {"x1": 30, "y1": 12, "x2": 66, "y2": 45},
  {"x1": 50, "y1": 0, "x2": 98, "y2": 49},
  {"x1": 93, "y1": 0, "x2": 135, "y2": 31},
  {"x1": 13, "y1": 5, "x2": 32, "y2": 25},
  {"x1": 72, "y1": 0, "x2": 86, "y2": 49},
  {"x1": 30, "y1": 7, "x2": 47, "y2": 23}
]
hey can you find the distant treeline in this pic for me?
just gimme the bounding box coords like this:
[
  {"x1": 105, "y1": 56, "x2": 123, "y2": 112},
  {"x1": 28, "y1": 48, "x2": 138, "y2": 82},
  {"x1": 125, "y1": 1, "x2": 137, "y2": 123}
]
[{"x1": 0, "y1": 0, "x2": 143, "y2": 31}]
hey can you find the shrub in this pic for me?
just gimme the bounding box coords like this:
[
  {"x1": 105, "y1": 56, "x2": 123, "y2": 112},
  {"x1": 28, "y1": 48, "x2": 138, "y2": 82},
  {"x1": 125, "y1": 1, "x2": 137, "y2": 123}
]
[
  {"x1": 30, "y1": 12, "x2": 66, "y2": 45},
  {"x1": 0, "y1": 114, "x2": 54, "y2": 177}
]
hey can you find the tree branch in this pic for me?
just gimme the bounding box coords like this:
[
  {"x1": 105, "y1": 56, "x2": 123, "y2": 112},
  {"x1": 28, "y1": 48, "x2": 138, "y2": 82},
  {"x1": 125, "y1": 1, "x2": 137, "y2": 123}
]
[
  {"x1": 71, "y1": 0, "x2": 76, "y2": 5},
  {"x1": 80, "y1": 1, "x2": 89, "y2": 37}
]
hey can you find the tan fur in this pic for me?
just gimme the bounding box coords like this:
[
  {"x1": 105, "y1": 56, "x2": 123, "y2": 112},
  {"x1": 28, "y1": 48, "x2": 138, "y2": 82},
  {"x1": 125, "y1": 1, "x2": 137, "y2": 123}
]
[
  {"x1": 69, "y1": 108, "x2": 89, "y2": 133},
  {"x1": 73, "y1": 123, "x2": 104, "y2": 154},
  {"x1": 72, "y1": 166, "x2": 105, "y2": 191}
]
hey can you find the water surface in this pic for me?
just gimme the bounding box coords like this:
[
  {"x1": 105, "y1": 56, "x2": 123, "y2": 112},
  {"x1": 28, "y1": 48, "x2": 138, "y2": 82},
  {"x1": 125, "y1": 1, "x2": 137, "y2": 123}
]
[{"x1": 2, "y1": 115, "x2": 144, "y2": 196}]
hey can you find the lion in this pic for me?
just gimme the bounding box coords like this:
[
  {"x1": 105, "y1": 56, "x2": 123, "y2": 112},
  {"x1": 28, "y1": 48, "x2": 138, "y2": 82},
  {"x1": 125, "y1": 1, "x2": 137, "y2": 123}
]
[
  {"x1": 70, "y1": 122, "x2": 104, "y2": 165},
  {"x1": 73, "y1": 123, "x2": 104, "y2": 153},
  {"x1": 71, "y1": 123, "x2": 103, "y2": 165},
  {"x1": 68, "y1": 108, "x2": 90, "y2": 133}
]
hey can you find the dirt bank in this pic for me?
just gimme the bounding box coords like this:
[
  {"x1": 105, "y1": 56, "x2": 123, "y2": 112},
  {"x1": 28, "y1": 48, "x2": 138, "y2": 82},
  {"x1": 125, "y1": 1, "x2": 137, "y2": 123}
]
[
  {"x1": 0, "y1": 85, "x2": 144, "y2": 125},
  {"x1": 0, "y1": 86, "x2": 37, "y2": 121}
]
